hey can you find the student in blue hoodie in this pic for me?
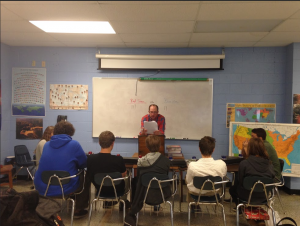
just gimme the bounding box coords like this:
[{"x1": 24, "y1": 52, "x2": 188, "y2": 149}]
[{"x1": 34, "y1": 120, "x2": 88, "y2": 218}]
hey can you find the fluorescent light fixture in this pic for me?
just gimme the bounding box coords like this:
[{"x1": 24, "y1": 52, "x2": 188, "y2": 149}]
[{"x1": 29, "y1": 21, "x2": 115, "y2": 34}]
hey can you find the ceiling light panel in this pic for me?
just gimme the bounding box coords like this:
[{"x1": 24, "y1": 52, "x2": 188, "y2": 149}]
[{"x1": 29, "y1": 21, "x2": 115, "y2": 34}]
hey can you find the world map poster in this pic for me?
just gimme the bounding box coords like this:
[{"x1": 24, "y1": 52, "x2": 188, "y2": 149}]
[
  {"x1": 229, "y1": 122, "x2": 300, "y2": 177},
  {"x1": 226, "y1": 103, "x2": 276, "y2": 128}
]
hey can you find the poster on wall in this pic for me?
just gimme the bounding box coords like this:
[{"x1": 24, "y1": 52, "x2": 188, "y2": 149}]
[
  {"x1": 12, "y1": 68, "x2": 46, "y2": 116},
  {"x1": 226, "y1": 103, "x2": 276, "y2": 128},
  {"x1": 16, "y1": 118, "x2": 43, "y2": 139},
  {"x1": 49, "y1": 84, "x2": 88, "y2": 110},
  {"x1": 293, "y1": 94, "x2": 300, "y2": 123}
]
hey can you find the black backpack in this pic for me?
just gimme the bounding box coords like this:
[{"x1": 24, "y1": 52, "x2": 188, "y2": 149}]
[{"x1": 0, "y1": 188, "x2": 64, "y2": 226}]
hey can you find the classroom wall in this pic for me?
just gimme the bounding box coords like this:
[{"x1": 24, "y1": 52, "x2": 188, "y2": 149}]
[{"x1": 2, "y1": 43, "x2": 300, "y2": 189}]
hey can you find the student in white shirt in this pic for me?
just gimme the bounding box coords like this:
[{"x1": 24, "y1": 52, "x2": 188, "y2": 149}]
[{"x1": 185, "y1": 136, "x2": 227, "y2": 202}]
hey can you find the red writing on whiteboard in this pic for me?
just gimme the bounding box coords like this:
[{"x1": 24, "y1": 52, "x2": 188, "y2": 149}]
[{"x1": 129, "y1": 99, "x2": 146, "y2": 104}]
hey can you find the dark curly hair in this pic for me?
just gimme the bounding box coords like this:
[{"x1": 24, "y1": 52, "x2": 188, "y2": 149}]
[{"x1": 53, "y1": 121, "x2": 75, "y2": 136}]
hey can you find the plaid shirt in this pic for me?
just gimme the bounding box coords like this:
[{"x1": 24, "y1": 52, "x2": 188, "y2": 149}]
[{"x1": 140, "y1": 114, "x2": 165, "y2": 135}]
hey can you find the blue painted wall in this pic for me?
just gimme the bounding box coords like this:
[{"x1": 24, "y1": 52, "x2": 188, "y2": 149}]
[{"x1": 1, "y1": 43, "x2": 299, "y2": 189}]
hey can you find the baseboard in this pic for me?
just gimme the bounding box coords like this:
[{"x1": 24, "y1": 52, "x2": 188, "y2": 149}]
[{"x1": 281, "y1": 186, "x2": 300, "y2": 195}]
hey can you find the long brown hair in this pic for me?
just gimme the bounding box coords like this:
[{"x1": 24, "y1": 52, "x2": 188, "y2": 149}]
[
  {"x1": 247, "y1": 138, "x2": 269, "y2": 159},
  {"x1": 42, "y1": 126, "x2": 54, "y2": 141}
]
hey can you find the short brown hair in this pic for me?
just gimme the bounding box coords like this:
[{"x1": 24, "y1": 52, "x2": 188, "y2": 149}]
[
  {"x1": 99, "y1": 131, "x2": 115, "y2": 148},
  {"x1": 53, "y1": 121, "x2": 75, "y2": 136},
  {"x1": 199, "y1": 136, "x2": 216, "y2": 156},
  {"x1": 42, "y1": 126, "x2": 54, "y2": 141},
  {"x1": 247, "y1": 138, "x2": 269, "y2": 159},
  {"x1": 145, "y1": 135, "x2": 161, "y2": 152},
  {"x1": 148, "y1": 104, "x2": 159, "y2": 112}
]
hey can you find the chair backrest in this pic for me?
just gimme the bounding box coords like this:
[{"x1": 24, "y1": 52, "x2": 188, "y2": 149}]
[
  {"x1": 193, "y1": 176, "x2": 223, "y2": 190},
  {"x1": 41, "y1": 170, "x2": 71, "y2": 185},
  {"x1": 279, "y1": 159, "x2": 284, "y2": 172},
  {"x1": 14, "y1": 145, "x2": 32, "y2": 165},
  {"x1": 141, "y1": 173, "x2": 170, "y2": 189},
  {"x1": 243, "y1": 176, "x2": 274, "y2": 192},
  {"x1": 141, "y1": 173, "x2": 176, "y2": 205},
  {"x1": 94, "y1": 172, "x2": 123, "y2": 186}
]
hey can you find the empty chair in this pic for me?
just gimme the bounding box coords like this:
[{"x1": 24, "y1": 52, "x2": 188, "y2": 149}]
[
  {"x1": 14, "y1": 145, "x2": 35, "y2": 180},
  {"x1": 236, "y1": 176, "x2": 276, "y2": 226},
  {"x1": 136, "y1": 173, "x2": 177, "y2": 226},
  {"x1": 87, "y1": 171, "x2": 131, "y2": 226},
  {"x1": 41, "y1": 170, "x2": 85, "y2": 226},
  {"x1": 188, "y1": 176, "x2": 229, "y2": 226}
]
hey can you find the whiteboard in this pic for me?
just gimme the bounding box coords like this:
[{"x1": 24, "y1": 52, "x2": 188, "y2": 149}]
[{"x1": 92, "y1": 78, "x2": 213, "y2": 139}]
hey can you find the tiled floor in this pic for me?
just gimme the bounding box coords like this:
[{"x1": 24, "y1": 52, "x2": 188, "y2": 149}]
[{"x1": 1, "y1": 179, "x2": 299, "y2": 226}]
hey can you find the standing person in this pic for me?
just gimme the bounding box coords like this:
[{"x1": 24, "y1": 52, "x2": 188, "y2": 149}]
[
  {"x1": 34, "y1": 121, "x2": 88, "y2": 218},
  {"x1": 185, "y1": 136, "x2": 227, "y2": 209},
  {"x1": 249, "y1": 128, "x2": 281, "y2": 180},
  {"x1": 34, "y1": 126, "x2": 54, "y2": 169},
  {"x1": 86, "y1": 130, "x2": 130, "y2": 209},
  {"x1": 124, "y1": 135, "x2": 170, "y2": 226},
  {"x1": 140, "y1": 104, "x2": 165, "y2": 135}
]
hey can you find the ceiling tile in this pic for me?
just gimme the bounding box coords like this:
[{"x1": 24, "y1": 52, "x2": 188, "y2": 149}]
[
  {"x1": 197, "y1": 2, "x2": 300, "y2": 21},
  {"x1": 99, "y1": 3, "x2": 199, "y2": 21},
  {"x1": 194, "y1": 20, "x2": 282, "y2": 33},
  {"x1": 190, "y1": 32, "x2": 268, "y2": 42},
  {"x1": 1, "y1": 21, "x2": 44, "y2": 32},
  {"x1": 3, "y1": 3, "x2": 108, "y2": 21},
  {"x1": 62, "y1": 42, "x2": 126, "y2": 48},
  {"x1": 111, "y1": 21, "x2": 195, "y2": 34},
  {"x1": 119, "y1": 33, "x2": 191, "y2": 43},
  {"x1": 48, "y1": 33, "x2": 124, "y2": 43},
  {"x1": 259, "y1": 32, "x2": 300, "y2": 42},
  {"x1": 291, "y1": 10, "x2": 300, "y2": 19},
  {"x1": 273, "y1": 19, "x2": 300, "y2": 32},
  {"x1": 125, "y1": 42, "x2": 189, "y2": 48},
  {"x1": 254, "y1": 41, "x2": 292, "y2": 47},
  {"x1": 189, "y1": 41, "x2": 256, "y2": 47},
  {"x1": 97, "y1": 1, "x2": 200, "y2": 5},
  {"x1": 1, "y1": 40, "x2": 66, "y2": 47},
  {"x1": 0, "y1": 6, "x2": 24, "y2": 21},
  {"x1": 1, "y1": 32, "x2": 59, "y2": 42}
]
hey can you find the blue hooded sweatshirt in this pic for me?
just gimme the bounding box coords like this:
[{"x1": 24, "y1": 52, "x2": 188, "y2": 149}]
[{"x1": 34, "y1": 134, "x2": 87, "y2": 196}]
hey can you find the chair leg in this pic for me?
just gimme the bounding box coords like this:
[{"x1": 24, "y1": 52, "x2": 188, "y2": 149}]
[
  {"x1": 188, "y1": 202, "x2": 192, "y2": 226},
  {"x1": 167, "y1": 201, "x2": 173, "y2": 226},
  {"x1": 269, "y1": 205, "x2": 277, "y2": 226},
  {"x1": 275, "y1": 187, "x2": 285, "y2": 214},
  {"x1": 219, "y1": 203, "x2": 226, "y2": 226},
  {"x1": 69, "y1": 198, "x2": 75, "y2": 226},
  {"x1": 236, "y1": 204, "x2": 243, "y2": 226},
  {"x1": 119, "y1": 199, "x2": 126, "y2": 224},
  {"x1": 87, "y1": 199, "x2": 97, "y2": 226},
  {"x1": 136, "y1": 212, "x2": 139, "y2": 226}
]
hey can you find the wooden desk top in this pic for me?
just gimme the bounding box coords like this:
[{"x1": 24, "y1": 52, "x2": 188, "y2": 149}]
[{"x1": 0, "y1": 164, "x2": 13, "y2": 173}]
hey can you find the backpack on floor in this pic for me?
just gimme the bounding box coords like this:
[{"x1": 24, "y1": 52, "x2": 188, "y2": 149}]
[{"x1": 0, "y1": 188, "x2": 64, "y2": 226}]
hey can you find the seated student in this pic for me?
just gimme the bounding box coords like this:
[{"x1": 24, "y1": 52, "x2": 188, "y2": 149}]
[
  {"x1": 86, "y1": 130, "x2": 130, "y2": 209},
  {"x1": 185, "y1": 136, "x2": 227, "y2": 206},
  {"x1": 124, "y1": 135, "x2": 170, "y2": 226},
  {"x1": 34, "y1": 121, "x2": 88, "y2": 218},
  {"x1": 229, "y1": 137, "x2": 275, "y2": 207},
  {"x1": 34, "y1": 126, "x2": 54, "y2": 170},
  {"x1": 251, "y1": 128, "x2": 281, "y2": 180}
]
